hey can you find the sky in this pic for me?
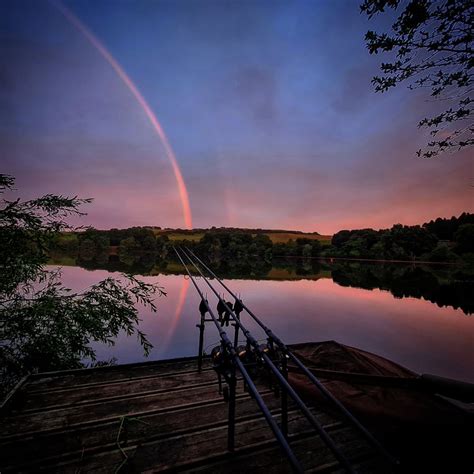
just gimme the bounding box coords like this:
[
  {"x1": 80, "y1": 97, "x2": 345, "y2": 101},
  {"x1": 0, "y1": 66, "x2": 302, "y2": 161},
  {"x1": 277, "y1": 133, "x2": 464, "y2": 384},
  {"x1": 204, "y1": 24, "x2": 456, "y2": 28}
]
[{"x1": 1, "y1": 0, "x2": 472, "y2": 234}]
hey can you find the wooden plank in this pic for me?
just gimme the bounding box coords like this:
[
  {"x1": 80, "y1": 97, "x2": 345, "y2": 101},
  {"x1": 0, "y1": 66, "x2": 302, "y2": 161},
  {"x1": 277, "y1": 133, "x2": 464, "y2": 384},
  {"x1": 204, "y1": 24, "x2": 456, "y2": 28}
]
[
  {"x1": 25, "y1": 358, "x2": 211, "y2": 393},
  {"x1": 2, "y1": 390, "x2": 324, "y2": 471},
  {"x1": 31, "y1": 409, "x2": 340, "y2": 473},
  {"x1": 1, "y1": 381, "x2": 241, "y2": 439},
  {"x1": 11, "y1": 378, "x2": 222, "y2": 416},
  {"x1": 26, "y1": 366, "x2": 215, "y2": 395},
  {"x1": 0, "y1": 355, "x2": 394, "y2": 474},
  {"x1": 19, "y1": 369, "x2": 220, "y2": 413},
  {"x1": 0, "y1": 374, "x2": 284, "y2": 441},
  {"x1": 183, "y1": 427, "x2": 376, "y2": 473}
]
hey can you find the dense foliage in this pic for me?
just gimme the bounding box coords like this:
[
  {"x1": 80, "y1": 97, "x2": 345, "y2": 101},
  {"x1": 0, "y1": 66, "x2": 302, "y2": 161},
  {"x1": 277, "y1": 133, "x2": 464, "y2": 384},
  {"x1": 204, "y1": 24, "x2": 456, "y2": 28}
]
[
  {"x1": 195, "y1": 232, "x2": 273, "y2": 261},
  {"x1": 361, "y1": 0, "x2": 473, "y2": 158},
  {"x1": 47, "y1": 219, "x2": 473, "y2": 315},
  {"x1": 326, "y1": 214, "x2": 473, "y2": 261},
  {"x1": 327, "y1": 225, "x2": 438, "y2": 260},
  {"x1": 0, "y1": 175, "x2": 163, "y2": 397},
  {"x1": 422, "y1": 212, "x2": 474, "y2": 239},
  {"x1": 51, "y1": 213, "x2": 473, "y2": 266}
]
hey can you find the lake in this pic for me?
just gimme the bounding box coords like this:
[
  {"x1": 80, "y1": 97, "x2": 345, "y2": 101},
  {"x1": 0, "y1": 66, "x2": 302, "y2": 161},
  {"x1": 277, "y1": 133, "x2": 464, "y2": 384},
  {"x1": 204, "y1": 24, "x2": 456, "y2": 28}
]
[{"x1": 53, "y1": 258, "x2": 474, "y2": 383}]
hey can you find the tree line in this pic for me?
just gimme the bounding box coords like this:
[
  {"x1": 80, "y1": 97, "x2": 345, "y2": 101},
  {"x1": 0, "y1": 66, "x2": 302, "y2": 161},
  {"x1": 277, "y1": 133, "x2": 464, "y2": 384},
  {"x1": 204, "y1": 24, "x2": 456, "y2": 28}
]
[
  {"x1": 326, "y1": 213, "x2": 473, "y2": 262},
  {"x1": 51, "y1": 212, "x2": 474, "y2": 265}
]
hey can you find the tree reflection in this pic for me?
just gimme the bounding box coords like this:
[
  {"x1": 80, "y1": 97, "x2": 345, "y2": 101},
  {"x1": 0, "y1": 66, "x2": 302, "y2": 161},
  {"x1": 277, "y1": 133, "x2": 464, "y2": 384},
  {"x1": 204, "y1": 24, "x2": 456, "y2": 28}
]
[
  {"x1": 50, "y1": 250, "x2": 474, "y2": 316},
  {"x1": 329, "y1": 261, "x2": 473, "y2": 315}
]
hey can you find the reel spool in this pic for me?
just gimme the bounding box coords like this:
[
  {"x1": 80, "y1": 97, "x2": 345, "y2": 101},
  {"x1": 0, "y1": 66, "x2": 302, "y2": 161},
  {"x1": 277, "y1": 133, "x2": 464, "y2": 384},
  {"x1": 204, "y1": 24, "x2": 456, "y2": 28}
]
[
  {"x1": 236, "y1": 345, "x2": 256, "y2": 365},
  {"x1": 211, "y1": 345, "x2": 229, "y2": 371}
]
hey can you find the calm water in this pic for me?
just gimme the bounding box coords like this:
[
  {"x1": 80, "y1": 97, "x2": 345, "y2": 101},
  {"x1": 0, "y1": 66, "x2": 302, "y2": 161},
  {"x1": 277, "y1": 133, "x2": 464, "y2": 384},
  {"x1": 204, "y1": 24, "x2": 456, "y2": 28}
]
[{"x1": 55, "y1": 260, "x2": 474, "y2": 383}]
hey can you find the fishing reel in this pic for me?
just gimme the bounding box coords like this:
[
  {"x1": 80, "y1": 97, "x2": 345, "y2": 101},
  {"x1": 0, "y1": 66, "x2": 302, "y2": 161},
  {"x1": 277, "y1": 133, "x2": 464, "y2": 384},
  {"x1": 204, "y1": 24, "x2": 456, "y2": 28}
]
[
  {"x1": 211, "y1": 344, "x2": 232, "y2": 373},
  {"x1": 236, "y1": 340, "x2": 278, "y2": 367},
  {"x1": 261, "y1": 339, "x2": 279, "y2": 361},
  {"x1": 236, "y1": 344, "x2": 258, "y2": 375},
  {"x1": 239, "y1": 339, "x2": 284, "y2": 395}
]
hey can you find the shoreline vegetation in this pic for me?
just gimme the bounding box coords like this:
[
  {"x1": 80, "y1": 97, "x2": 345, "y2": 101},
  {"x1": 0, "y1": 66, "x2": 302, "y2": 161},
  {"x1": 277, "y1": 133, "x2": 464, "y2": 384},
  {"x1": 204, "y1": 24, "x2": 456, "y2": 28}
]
[
  {"x1": 48, "y1": 256, "x2": 474, "y2": 316},
  {"x1": 52, "y1": 212, "x2": 474, "y2": 266},
  {"x1": 48, "y1": 215, "x2": 474, "y2": 317}
]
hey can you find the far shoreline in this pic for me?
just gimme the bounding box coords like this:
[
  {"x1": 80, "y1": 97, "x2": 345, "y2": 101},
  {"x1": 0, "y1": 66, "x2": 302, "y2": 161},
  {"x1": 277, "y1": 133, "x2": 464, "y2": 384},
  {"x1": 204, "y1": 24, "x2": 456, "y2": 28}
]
[{"x1": 276, "y1": 255, "x2": 468, "y2": 266}]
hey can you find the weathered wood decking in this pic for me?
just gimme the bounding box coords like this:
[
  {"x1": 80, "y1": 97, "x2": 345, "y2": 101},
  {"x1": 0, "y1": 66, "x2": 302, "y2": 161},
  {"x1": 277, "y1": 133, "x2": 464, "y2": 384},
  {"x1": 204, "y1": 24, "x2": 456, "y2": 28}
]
[{"x1": 0, "y1": 356, "x2": 388, "y2": 473}]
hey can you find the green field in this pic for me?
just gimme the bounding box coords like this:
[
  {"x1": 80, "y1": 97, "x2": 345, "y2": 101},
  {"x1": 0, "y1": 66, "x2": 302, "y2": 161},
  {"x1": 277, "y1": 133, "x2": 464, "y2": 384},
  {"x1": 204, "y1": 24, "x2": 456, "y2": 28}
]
[
  {"x1": 58, "y1": 233, "x2": 78, "y2": 241},
  {"x1": 155, "y1": 231, "x2": 204, "y2": 242},
  {"x1": 154, "y1": 230, "x2": 332, "y2": 245},
  {"x1": 265, "y1": 232, "x2": 332, "y2": 245},
  {"x1": 58, "y1": 229, "x2": 332, "y2": 245}
]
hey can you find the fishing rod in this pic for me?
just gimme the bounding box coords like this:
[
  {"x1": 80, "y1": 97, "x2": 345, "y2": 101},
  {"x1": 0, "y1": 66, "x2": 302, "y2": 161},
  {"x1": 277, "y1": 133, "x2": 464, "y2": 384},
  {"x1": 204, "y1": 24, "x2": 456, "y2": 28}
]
[
  {"x1": 185, "y1": 247, "x2": 399, "y2": 468},
  {"x1": 173, "y1": 247, "x2": 304, "y2": 474},
  {"x1": 180, "y1": 247, "x2": 356, "y2": 474}
]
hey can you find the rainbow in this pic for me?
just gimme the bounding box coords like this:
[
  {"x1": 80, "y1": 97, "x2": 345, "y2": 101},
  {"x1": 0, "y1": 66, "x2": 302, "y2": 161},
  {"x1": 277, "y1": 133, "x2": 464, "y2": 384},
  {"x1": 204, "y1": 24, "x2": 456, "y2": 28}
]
[{"x1": 52, "y1": 0, "x2": 192, "y2": 229}]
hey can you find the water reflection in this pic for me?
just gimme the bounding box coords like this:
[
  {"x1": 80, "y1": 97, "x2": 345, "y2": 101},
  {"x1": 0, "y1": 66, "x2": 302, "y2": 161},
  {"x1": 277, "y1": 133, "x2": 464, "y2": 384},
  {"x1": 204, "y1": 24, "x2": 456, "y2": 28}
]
[
  {"x1": 54, "y1": 253, "x2": 474, "y2": 315},
  {"x1": 53, "y1": 259, "x2": 474, "y2": 383},
  {"x1": 329, "y1": 261, "x2": 473, "y2": 314}
]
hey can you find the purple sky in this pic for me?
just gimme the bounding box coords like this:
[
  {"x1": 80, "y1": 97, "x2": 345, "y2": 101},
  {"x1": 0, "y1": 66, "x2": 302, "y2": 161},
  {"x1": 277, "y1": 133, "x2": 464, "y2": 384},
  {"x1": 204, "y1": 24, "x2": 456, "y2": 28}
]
[{"x1": 1, "y1": 0, "x2": 472, "y2": 234}]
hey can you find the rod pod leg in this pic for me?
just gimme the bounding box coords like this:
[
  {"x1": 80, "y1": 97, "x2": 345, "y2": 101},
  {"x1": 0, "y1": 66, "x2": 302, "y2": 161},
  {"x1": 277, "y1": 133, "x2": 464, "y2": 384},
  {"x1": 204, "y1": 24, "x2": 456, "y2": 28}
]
[
  {"x1": 197, "y1": 316, "x2": 205, "y2": 372},
  {"x1": 227, "y1": 363, "x2": 237, "y2": 452},
  {"x1": 281, "y1": 354, "x2": 289, "y2": 437}
]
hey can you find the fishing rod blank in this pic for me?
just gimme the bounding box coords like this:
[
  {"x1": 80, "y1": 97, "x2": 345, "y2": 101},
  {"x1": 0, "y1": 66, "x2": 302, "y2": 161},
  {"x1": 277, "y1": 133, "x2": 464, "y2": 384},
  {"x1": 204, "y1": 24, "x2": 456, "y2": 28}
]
[
  {"x1": 185, "y1": 247, "x2": 399, "y2": 467},
  {"x1": 173, "y1": 247, "x2": 304, "y2": 473},
  {"x1": 180, "y1": 247, "x2": 355, "y2": 474}
]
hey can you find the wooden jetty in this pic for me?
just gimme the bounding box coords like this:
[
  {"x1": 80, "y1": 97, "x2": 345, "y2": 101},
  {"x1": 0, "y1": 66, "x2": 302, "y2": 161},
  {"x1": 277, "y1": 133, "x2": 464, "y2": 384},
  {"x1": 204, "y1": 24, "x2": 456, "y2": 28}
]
[
  {"x1": 0, "y1": 354, "x2": 389, "y2": 473},
  {"x1": 2, "y1": 247, "x2": 471, "y2": 472}
]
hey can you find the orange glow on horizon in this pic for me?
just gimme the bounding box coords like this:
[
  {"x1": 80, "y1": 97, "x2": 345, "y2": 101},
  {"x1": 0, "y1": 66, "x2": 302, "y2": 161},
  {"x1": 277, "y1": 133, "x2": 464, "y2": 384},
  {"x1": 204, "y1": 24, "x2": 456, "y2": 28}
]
[{"x1": 52, "y1": 0, "x2": 193, "y2": 229}]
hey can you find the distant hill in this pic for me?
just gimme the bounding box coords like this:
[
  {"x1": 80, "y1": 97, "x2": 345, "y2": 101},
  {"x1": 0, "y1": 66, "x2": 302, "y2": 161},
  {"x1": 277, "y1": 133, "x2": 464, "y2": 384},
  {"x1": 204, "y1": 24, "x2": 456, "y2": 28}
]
[
  {"x1": 149, "y1": 227, "x2": 332, "y2": 244},
  {"x1": 53, "y1": 213, "x2": 473, "y2": 264}
]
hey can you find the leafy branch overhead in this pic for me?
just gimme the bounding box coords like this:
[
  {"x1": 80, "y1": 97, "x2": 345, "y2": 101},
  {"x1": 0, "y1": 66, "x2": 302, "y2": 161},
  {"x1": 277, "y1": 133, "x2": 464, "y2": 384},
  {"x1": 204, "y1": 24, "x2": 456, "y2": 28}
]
[{"x1": 361, "y1": 0, "x2": 473, "y2": 157}]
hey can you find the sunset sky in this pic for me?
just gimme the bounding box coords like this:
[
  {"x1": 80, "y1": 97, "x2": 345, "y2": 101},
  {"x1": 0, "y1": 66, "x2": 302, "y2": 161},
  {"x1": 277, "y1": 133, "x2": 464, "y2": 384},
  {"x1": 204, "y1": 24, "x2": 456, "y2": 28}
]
[{"x1": 1, "y1": 0, "x2": 472, "y2": 234}]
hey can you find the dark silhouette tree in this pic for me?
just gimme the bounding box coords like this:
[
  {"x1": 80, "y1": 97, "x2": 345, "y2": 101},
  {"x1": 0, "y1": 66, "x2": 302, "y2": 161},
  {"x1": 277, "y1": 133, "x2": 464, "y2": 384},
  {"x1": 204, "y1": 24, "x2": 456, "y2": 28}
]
[
  {"x1": 454, "y1": 223, "x2": 474, "y2": 253},
  {"x1": 361, "y1": 0, "x2": 473, "y2": 157}
]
